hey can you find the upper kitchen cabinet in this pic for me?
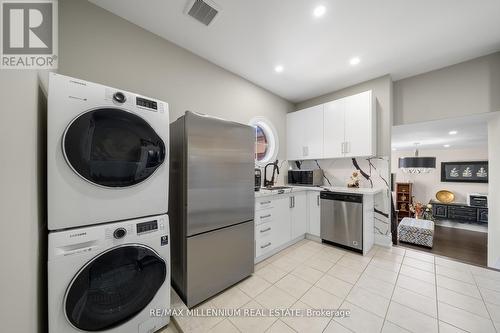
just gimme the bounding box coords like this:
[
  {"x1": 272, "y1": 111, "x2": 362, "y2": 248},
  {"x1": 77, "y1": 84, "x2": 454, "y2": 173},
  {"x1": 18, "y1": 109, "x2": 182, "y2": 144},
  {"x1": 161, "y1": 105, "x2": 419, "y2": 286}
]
[
  {"x1": 323, "y1": 97, "x2": 346, "y2": 158},
  {"x1": 286, "y1": 105, "x2": 324, "y2": 160},
  {"x1": 343, "y1": 91, "x2": 376, "y2": 158},
  {"x1": 287, "y1": 91, "x2": 375, "y2": 160}
]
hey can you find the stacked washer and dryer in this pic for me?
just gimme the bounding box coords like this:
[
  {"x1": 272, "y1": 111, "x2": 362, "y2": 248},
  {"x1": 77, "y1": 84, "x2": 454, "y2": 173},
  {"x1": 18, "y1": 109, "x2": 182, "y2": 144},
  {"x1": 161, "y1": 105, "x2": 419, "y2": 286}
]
[{"x1": 47, "y1": 73, "x2": 171, "y2": 333}]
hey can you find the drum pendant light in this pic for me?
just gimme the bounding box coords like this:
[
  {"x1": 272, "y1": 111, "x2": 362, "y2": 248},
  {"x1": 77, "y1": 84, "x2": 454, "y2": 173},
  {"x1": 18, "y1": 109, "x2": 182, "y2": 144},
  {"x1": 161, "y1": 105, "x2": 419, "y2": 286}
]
[{"x1": 399, "y1": 143, "x2": 436, "y2": 174}]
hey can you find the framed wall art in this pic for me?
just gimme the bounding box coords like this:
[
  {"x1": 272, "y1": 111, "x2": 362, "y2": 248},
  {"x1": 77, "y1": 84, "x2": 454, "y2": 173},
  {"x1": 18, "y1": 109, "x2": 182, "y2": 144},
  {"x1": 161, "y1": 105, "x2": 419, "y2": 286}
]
[{"x1": 441, "y1": 161, "x2": 488, "y2": 183}]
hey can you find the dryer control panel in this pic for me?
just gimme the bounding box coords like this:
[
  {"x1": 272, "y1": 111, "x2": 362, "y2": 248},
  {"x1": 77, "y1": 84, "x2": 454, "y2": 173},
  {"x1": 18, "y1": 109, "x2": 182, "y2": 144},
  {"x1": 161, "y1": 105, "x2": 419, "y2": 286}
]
[
  {"x1": 137, "y1": 220, "x2": 158, "y2": 234},
  {"x1": 136, "y1": 97, "x2": 157, "y2": 110}
]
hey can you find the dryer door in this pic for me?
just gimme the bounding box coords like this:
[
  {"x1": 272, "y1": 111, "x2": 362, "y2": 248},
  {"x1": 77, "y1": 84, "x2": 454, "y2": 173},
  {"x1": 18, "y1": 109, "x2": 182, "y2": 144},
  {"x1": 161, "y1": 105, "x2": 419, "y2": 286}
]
[
  {"x1": 64, "y1": 245, "x2": 166, "y2": 331},
  {"x1": 63, "y1": 108, "x2": 166, "y2": 188}
]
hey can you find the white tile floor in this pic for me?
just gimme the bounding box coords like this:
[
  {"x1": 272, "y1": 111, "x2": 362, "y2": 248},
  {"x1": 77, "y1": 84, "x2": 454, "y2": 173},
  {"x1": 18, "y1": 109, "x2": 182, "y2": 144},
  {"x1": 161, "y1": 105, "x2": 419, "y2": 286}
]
[{"x1": 166, "y1": 239, "x2": 500, "y2": 333}]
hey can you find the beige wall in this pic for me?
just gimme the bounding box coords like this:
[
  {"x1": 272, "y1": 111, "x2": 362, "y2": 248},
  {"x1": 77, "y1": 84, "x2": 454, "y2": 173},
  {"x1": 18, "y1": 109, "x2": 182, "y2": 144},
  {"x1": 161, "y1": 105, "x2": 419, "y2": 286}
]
[
  {"x1": 58, "y1": 0, "x2": 293, "y2": 162},
  {"x1": 295, "y1": 75, "x2": 393, "y2": 158},
  {"x1": 0, "y1": 71, "x2": 46, "y2": 333},
  {"x1": 392, "y1": 147, "x2": 489, "y2": 204},
  {"x1": 394, "y1": 52, "x2": 500, "y2": 125}
]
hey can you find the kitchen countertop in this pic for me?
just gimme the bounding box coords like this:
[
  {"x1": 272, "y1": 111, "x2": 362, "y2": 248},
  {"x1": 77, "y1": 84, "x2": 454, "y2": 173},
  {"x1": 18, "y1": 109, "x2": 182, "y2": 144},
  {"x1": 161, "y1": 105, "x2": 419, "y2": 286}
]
[{"x1": 255, "y1": 186, "x2": 384, "y2": 198}]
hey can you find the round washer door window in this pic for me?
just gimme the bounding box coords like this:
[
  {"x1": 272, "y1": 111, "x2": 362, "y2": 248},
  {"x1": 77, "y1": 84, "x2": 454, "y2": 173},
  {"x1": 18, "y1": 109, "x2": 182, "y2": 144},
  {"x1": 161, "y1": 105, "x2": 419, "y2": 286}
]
[
  {"x1": 64, "y1": 108, "x2": 166, "y2": 188},
  {"x1": 65, "y1": 245, "x2": 166, "y2": 331}
]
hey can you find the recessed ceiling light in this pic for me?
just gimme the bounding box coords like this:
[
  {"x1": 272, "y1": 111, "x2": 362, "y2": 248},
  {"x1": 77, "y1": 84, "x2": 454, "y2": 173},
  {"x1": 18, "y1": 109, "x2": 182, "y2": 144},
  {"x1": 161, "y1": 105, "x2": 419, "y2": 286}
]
[
  {"x1": 313, "y1": 5, "x2": 326, "y2": 17},
  {"x1": 444, "y1": 144, "x2": 451, "y2": 148},
  {"x1": 449, "y1": 130, "x2": 458, "y2": 135},
  {"x1": 274, "y1": 65, "x2": 284, "y2": 73},
  {"x1": 349, "y1": 57, "x2": 361, "y2": 66}
]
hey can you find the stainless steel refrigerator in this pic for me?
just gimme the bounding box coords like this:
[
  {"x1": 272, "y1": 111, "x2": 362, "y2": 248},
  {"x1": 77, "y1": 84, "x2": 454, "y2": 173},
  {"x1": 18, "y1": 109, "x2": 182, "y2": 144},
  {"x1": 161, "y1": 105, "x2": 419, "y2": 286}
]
[{"x1": 169, "y1": 111, "x2": 255, "y2": 308}]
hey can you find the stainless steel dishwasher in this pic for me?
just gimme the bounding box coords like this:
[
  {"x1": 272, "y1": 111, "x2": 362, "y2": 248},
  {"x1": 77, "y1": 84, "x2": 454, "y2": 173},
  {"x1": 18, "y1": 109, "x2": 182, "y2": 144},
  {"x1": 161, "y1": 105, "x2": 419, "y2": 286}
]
[{"x1": 320, "y1": 191, "x2": 363, "y2": 253}]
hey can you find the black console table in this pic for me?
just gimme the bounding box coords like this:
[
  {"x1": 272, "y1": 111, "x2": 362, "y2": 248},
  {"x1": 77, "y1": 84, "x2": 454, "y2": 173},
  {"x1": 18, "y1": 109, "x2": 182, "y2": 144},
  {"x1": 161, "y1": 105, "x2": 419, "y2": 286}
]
[{"x1": 430, "y1": 200, "x2": 488, "y2": 224}]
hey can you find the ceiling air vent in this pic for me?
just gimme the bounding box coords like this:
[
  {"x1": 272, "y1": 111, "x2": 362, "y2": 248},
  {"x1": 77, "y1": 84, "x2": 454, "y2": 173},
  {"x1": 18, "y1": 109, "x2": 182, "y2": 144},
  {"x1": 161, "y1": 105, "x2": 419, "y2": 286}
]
[{"x1": 186, "y1": 0, "x2": 220, "y2": 26}]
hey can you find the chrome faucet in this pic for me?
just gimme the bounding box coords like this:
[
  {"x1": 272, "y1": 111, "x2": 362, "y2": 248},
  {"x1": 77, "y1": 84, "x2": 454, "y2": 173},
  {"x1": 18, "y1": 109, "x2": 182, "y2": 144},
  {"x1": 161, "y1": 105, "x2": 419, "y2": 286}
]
[{"x1": 264, "y1": 160, "x2": 279, "y2": 188}]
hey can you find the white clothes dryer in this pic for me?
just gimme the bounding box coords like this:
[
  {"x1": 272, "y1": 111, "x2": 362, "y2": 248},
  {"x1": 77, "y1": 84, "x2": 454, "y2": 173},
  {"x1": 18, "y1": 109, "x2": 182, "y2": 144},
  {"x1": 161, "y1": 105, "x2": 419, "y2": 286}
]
[
  {"x1": 47, "y1": 73, "x2": 169, "y2": 230},
  {"x1": 48, "y1": 214, "x2": 171, "y2": 333}
]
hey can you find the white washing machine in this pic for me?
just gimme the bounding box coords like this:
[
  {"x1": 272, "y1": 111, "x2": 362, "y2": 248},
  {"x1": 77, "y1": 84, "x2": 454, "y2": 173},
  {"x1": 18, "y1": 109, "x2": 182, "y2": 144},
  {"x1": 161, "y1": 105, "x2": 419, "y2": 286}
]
[
  {"x1": 47, "y1": 73, "x2": 169, "y2": 230},
  {"x1": 48, "y1": 214, "x2": 171, "y2": 333}
]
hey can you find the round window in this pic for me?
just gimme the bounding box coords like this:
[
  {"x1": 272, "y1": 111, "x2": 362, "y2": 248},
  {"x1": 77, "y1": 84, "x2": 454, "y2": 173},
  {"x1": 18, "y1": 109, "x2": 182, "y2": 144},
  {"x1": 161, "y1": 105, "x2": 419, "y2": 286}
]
[
  {"x1": 249, "y1": 117, "x2": 278, "y2": 166},
  {"x1": 255, "y1": 126, "x2": 269, "y2": 161}
]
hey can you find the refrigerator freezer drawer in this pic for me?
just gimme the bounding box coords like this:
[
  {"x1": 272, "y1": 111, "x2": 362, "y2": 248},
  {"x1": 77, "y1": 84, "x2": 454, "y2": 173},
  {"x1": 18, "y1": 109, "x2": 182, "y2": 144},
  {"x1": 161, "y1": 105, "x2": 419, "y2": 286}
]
[{"x1": 185, "y1": 220, "x2": 254, "y2": 308}]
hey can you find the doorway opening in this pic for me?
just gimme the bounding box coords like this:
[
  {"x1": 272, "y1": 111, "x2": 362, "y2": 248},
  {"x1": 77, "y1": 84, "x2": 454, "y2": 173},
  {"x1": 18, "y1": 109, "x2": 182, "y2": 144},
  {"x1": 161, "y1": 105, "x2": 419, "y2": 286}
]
[{"x1": 391, "y1": 114, "x2": 489, "y2": 266}]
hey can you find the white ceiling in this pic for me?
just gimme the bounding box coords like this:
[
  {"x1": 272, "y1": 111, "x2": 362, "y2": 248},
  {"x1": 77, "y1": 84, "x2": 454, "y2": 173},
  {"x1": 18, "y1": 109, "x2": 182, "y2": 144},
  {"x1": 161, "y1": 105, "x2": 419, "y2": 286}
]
[
  {"x1": 89, "y1": 0, "x2": 500, "y2": 102},
  {"x1": 391, "y1": 114, "x2": 491, "y2": 151}
]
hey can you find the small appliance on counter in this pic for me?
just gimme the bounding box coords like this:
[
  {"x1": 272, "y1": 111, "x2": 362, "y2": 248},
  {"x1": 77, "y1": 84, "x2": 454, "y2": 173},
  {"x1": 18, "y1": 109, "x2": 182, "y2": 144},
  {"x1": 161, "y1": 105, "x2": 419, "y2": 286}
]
[
  {"x1": 255, "y1": 168, "x2": 262, "y2": 191},
  {"x1": 467, "y1": 193, "x2": 488, "y2": 207},
  {"x1": 288, "y1": 169, "x2": 323, "y2": 186}
]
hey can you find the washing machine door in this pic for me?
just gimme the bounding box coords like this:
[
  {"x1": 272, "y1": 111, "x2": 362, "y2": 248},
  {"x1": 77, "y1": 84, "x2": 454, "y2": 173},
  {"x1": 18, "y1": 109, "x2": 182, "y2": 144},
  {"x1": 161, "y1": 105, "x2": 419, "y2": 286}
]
[
  {"x1": 63, "y1": 108, "x2": 166, "y2": 188},
  {"x1": 64, "y1": 245, "x2": 167, "y2": 331}
]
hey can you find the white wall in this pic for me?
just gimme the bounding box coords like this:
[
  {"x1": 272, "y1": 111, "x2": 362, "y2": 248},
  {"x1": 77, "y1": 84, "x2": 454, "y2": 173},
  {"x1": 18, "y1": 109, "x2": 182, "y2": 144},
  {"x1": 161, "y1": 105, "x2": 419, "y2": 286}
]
[
  {"x1": 58, "y1": 0, "x2": 293, "y2": 161},
  {"x1": 0, "y1": 72, "x2": 46, "y2": 333},
  {"x1": 394, "y1": 52, "x2": 500, "y2": 125},
  {"x1": 488, "y1": 113, "x2": 500, "y2": 268},
  {"x1": 392, "y1": 147, "x2": 489, "y2": 204}
]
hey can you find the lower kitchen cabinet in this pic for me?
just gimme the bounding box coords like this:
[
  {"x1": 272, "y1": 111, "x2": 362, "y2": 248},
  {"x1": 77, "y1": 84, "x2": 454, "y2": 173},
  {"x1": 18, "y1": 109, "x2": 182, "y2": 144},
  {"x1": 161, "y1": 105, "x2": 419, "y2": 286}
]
[
  {"x1": 273, "y1": 196, "x2": 292, "y2": 249},
  {"x1": 255, "y1": 192, "x2": 309, "y2": 262},
  {"x1": 290, "y1": 192, "x2": 307, "y2": 239},
  {"x1": 307, "y1": 191, "x2": 321, "y2": 237},
  {"x1": 255, "y1": 196, "x2": 290, "y2": 259}
]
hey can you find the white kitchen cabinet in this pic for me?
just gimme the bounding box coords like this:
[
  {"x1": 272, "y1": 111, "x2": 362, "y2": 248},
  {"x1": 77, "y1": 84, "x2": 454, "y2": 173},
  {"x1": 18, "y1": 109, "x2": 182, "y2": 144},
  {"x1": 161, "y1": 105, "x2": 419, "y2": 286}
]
[
  {"x1": 323, "y1": 98, "x2": 345, "y2": 158},
  {"x1": 273, "y1": 196, "x2": 292, "y2": 247},
  {"x1": 254, "y1": 196, "x2": 291, "y2": 259},
  {"x1": 288, "y1": 90, "x2": 376, "y2": 160},
  {"x1": 344, "y1": 91, "x2": 376, "y2": 157},
  {"x1": 286, "y1": 105, "x2": 324, "y2": 160},
  {"x1": 307, "y1": 191, "x2": 321, "y2": 237},
  {"x1": 290, "y1": 192, "x2": 307, "y2": 239},
  {"x1": 323, "y1": 90, "x2": 375, "y2": 158}
]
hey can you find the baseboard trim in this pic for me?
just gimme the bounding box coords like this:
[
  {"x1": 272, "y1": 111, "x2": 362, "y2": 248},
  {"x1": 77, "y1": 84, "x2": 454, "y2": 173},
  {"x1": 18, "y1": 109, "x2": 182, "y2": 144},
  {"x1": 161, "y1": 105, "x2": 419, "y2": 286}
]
[
  {"x1": 305, "y1": 233, "x2": 321, "y2": 242},
  {"x1": 375, "y1": 233, "x2": 392, "y2": 247}
]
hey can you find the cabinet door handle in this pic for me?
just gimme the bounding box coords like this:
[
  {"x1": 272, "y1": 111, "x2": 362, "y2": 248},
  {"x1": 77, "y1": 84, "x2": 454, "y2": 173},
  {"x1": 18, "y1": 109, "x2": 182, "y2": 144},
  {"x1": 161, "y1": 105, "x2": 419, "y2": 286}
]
[
  {"x1": 260, "y1": 227, "x2": 271, "y2": 233},
  {"x1": 260, "y1": 201, "x2": 271, "y2": 205},
  {"x1": 260, "y1": 242, "x2": 272, "y2": 249},
  {"x1": 317, "y1": 195, "x2": 320, "y2": 206},
  {"x1": 346, "y1": 141, "x2": 350, "y2": 153},
  {"x1": 293, "y1": 196, "x2": 295, "y2": 208},
  {"x1": 260, "y1": 214, "x2": 271, "y2": 219},
  {"x1": 290, "y1": 196, "x2": 293, "y2": 208},
  {"x1": 341, "y1": 142, "x2": 344, "y2": 154}
]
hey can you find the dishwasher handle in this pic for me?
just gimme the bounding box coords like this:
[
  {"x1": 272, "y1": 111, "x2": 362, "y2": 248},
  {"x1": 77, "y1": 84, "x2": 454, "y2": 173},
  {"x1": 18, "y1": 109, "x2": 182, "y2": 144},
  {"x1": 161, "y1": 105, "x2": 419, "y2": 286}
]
[{"x1": 320, "y1": 191, "x2": 363, "y2": 203}]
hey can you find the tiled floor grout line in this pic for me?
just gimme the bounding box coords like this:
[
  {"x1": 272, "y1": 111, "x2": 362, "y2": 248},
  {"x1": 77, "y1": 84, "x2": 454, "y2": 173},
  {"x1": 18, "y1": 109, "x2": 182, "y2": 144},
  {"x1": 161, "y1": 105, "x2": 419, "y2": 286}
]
[
  {"x1": 285, "y1": 243, "x2": 349, "y2": 333},
  {"x1": 379, "y1": 247, "x2": 407, "y2": 333},
  {"x1": 434, "y1": 257, "x2": 440, "y2": 333},
  {"x1": 470, "y1": 267, "x2": 497, "y2": 329},
  {"x1": 260, "y1": 242, "x2": 337, "y2": 333},
  {"x1": 320, "y1": 248, "x2": 377, "y2": 333}
]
